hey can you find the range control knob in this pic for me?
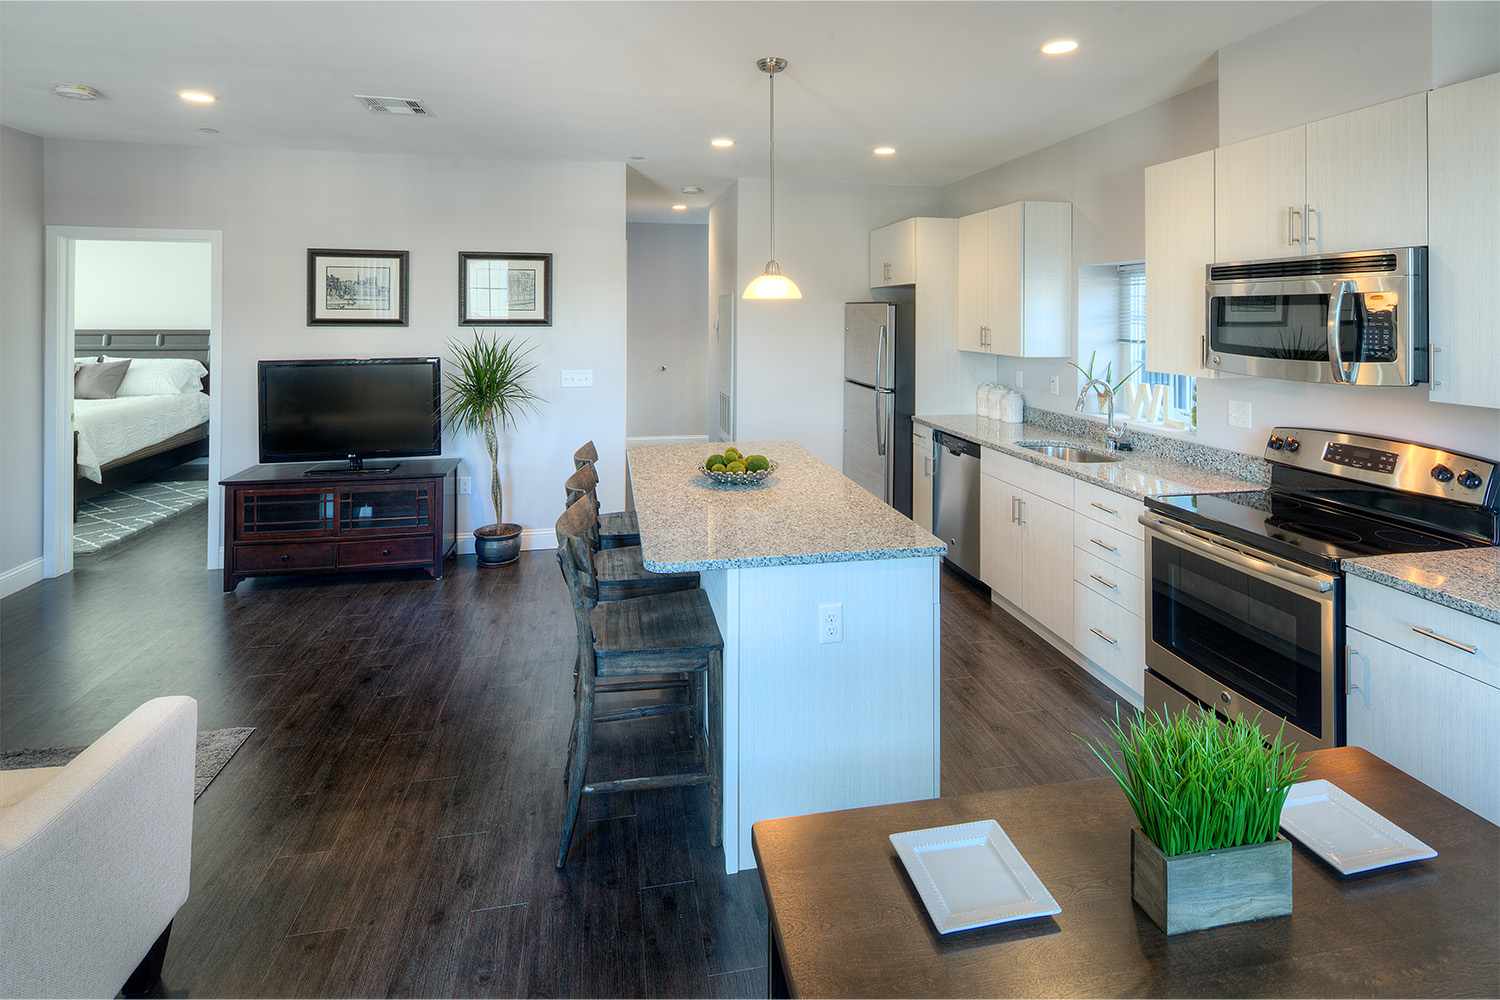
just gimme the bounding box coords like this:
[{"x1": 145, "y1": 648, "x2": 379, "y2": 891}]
[
  {"x1": 1267, "y1": 435, "x2": 1285, "y2": 451},
  {"x1": 1431, "y1": 464, "x2": 1455, "y2": 483},
  {"x1": 1457, "y1": 470, "x2": 1484, "y2": 490},
  {"x1": 1284, "y1": 438, "x2": 1301, "y2": 454}
]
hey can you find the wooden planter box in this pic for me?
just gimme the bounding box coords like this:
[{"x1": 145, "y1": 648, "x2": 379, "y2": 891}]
[{"x1": 1130, "y1": 827, "x2": 1292, "y2": 935}]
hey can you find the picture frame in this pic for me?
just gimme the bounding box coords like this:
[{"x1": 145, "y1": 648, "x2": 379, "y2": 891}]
[
  {"x1": 1220, "y1": 294, "x2": 1288, "y2": 326},
  {"x1": 307, "y1": 249, "x2": 409, "y2": 326},
  {"x1": 459, "y1": 252, "x2": 553, "y2": 326}
]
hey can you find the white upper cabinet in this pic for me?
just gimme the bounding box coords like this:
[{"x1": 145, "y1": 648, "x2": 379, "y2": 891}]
[
  {"x1": 1144, "y1": 149, "x2": 1216, "y2": 378},
  {"x1": 1214, "y1": 93, "x2": 1427, "y2": 261},
  {"x1": 1427, "y1": 72, "x2": 1499, "y2": 411},
  {"x1": 870, "y1": 218, "x2": 918, "y2": 287},
  {"x1": 956, "y1": 201, "x2": 1071, "y2": 357}
]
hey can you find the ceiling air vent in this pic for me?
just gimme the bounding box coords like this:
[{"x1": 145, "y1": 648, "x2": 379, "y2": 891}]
[{"x1": 355, "y1": 95, "x2": 433, "y2": 116}]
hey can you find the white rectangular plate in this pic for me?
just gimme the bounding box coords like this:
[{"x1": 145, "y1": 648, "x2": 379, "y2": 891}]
[
  {"x1": 1279, "y1": 779, "x2": 1437, "y2": 875},
  {"x1": 890, "y1": 820, "x2": 1061, "y2": 933}
]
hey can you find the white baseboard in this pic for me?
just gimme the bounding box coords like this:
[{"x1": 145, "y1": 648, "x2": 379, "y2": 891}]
[
  {"x1": 1, "y1": 558, "x2": 46, "y2": 599},
  {"x1": 452, "y1": 528, "x2": 557, "y2": 555}
]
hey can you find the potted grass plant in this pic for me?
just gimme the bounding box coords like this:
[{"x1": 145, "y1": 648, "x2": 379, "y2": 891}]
[
  {"x1": 443, "y1": 334, "x2": 543, "y2": 567},
  {"x1": 1082, "y1": 707, "x2": 1306, "y2": 935}
]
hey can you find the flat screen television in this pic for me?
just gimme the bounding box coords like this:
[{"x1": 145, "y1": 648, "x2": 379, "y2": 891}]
[{"x1": 258, "y1": 357, "x2": 441, "y2": 474}]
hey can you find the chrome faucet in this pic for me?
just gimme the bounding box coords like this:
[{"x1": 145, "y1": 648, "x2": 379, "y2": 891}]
[{"x1": 1077, "y1": 378, "x2": 1130, "y2": 450}]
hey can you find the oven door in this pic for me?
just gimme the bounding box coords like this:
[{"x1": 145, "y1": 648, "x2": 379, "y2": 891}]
[
  {"x1": 1140, "y1": 514, "x2": 1342, "y2": 750},
  {"x1": 1205, "y1": 273, "x2": 1421, "y2": 386}
]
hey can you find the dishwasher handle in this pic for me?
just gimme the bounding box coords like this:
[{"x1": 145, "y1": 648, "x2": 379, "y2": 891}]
[{"x1": 934, "y1": 430, "x2": 981, "y2": 460}]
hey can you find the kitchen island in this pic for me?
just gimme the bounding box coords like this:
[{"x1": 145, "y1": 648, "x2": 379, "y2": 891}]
[{"x1": 627, "y1": 440, "x2": 948, "y2": 873}]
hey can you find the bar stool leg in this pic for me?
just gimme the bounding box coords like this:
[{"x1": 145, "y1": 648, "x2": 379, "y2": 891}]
[
  {"x1": 557, "y1": 679, "x2": 596, "y2": 867},
  {"x1": 708, "y1": 648, "x2": 723, "y2": 849}
]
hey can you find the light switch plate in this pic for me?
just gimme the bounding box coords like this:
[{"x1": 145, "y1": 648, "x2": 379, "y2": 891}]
[{"x1": 561, "y1": 370, "x2": 593, "y2": 388}]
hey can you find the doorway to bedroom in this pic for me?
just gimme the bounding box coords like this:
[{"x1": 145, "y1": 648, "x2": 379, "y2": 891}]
[{"x1": 43, "y1": 227, "x2": 222, "y2": 581}]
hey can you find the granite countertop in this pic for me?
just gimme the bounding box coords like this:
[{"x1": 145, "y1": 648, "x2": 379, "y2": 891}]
[
  {"x1": 1345, "y1": 548, "x2": 1500, "y2": 625},
  {"x1": 913, "y1": 414, "x2": 1264, "y2": 500},
  {"x1": 626, "y1": 440, "x2": 948, "y2": 573}
]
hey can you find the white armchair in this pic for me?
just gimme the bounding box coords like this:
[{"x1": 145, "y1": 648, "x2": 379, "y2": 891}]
[{"x1": 0, "y1": 696, "x2": 196, "y2": 999}]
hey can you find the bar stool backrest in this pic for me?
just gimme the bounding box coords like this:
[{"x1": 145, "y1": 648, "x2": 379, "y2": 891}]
[
  {"x1": 573, "y1": 440, "x2": 599, "y2": 471},
  {"x1": 563, "y1": 465, "x2": 604, "y2": 551},
  {"x1": 555, "y1": 494, "x2": 601, "y2": 644}
]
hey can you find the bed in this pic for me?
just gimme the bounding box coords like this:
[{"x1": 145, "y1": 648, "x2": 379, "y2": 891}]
[{"x1": 73, "y1": 330, "x2": 211, "y2": 509}]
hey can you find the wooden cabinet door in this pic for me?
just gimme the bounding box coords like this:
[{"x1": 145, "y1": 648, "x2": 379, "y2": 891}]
[
  {"x1": 1144, "y1": 150, "x2": 1216, "y2": 377},
  {"x1": 1019, "y1": 488, "x2": 1073, "y2": 641},
  {"x1": 956, "y1": 211, "x2": 989, "y2": 352},
  {"x1": 988, "y1": 203, "x2": 1024, "y2": 355},
  {"x1": 869, "y1": 219, "x2": 916, "y2": 287},
  {"x1": 1305, "y1": 93, "x2": 1427, "y2": 254},
  {"x1": 1214, "y1": 125, "x2": 1306, "y2": 261},
  {"x1": 911, "y1": 432, "x2": 933, "y2": 533},
  {"x1": 1347, "y1": 629, "x2": 1500, "y2": 826},
  {"x1": 1427, "y1": 72, "x2": 1499, "y2": 410},
  {"x1": 979, "y1": 471, "x2": 1020, "y2": 602}
]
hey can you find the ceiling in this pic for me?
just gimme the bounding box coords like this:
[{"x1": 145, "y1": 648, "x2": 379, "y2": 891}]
[{"x1": 1, "y1": 1, "x2": 1320, "y2": 223}]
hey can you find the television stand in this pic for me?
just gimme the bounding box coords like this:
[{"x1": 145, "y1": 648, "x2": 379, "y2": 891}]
[
  {"x1": 304, "y1": 462, "x2": 400, "y2": 476},
  {"x1": 221, "y1": 458, "x2": 459, "y2": 592}
]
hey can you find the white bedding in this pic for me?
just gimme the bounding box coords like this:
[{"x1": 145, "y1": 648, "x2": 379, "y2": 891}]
[{"x1": 74, "y1": 392, "x2": 210, "y2": 482}]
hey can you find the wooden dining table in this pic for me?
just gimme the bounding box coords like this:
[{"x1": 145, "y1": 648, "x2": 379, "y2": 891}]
[{"x1": 752, "y1": 746, "x2": 1499, "y2": 998}]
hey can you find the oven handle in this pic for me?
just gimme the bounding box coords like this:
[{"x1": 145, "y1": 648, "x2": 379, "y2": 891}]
[{"x1": 1139, "y1": 514, "x2": 1335, "y2": 596}]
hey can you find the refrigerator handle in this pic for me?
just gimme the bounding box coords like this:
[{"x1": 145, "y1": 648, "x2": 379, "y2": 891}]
[
  {"x1": 877, "y1": 323, "x2": 889, "y2": 388},
  {"x1": 875, "y1": 390, "x2": 888, "y2": 457}
]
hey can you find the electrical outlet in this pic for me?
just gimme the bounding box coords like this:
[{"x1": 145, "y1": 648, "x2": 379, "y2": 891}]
[
  {"x1": 458, "y1": 476, "x2": 472, "y2": 495},
  {"x1": 818, "y1": 602, "x2": 843, "y2": 644},
  {"x1": 1049, "y1": 375, "x2": 1060, "y2": 396},
  {"x1": 1228, "y1": 400, "x2": 1253, "y2": 429},
  {"x1": 1015, "y1": 370, "x2": 1023, "y2": 389},
  {"x1": 560, "y1": 369, "x2": 593, "y2": 387}
]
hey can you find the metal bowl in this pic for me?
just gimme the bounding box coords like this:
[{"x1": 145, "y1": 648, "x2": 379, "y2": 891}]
[{"x1": 702, "y1": 459, "x2": 777, "y2": 484}]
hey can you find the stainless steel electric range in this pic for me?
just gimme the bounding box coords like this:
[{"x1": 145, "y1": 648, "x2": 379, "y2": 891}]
[{"x1": 1140, "y1": 427, "x2": 1500, "y2": 750}]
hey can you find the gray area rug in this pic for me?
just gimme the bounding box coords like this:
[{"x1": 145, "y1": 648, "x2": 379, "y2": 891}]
[
  {"x1": 0, "y1": 727, "x2": 254, "y2": 801},
  {"x1": 75, "y1": 479, "x2": 209, "y2": 553}
]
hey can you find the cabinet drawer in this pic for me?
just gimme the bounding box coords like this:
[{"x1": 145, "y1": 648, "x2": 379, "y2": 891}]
[
  {"x1": 1074, "y1": 582, "x2": 1145, "y2": 698},
  {"x1": 1073, "y1": 518, "x2": 1145, "y2": 580},
  {"x1": 1074, "y1": 546, "x2": 1145, "y2": 615},
  {"x1": 233, "y1": 543, "x2": 336, "y2": 573},
  {"x1": 338, "y1": 536, "x2": 434, "y2": 568},
  {"x1": 1346, "y1": 575, "x2": 1500, "y2": 688},
  {"x1": 1072, "y1": 481, "x2": 1144, "y2": 539},
  {"x1": 981, "y1": 448, "x2": 1073, "y2": 507}
]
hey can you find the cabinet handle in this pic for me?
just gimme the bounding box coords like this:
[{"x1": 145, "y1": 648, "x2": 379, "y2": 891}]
[
  {"x1": 1304, "y1": 204, "x2": 1315, "y2": 244},
  {"x1": 923, "y1": 455, "x2": 932, "y2": 478},
  {"x1": 1089, "y1": 573, "x2": 1118, "y2": 590},
  {"x1": 1410, "y1": 626, "x2": 1477, "y2": 655},
  {"x1": 1090, "y1": 501, "x2": 1119, "y2": 516},
  {"x1": 281, "y1": 554, "x2": 290, "y2": 561},
  {"x1": 1289, "y1": 205, "x2": 1301, "y2": 246},
  {"x1": 1090, "y1": 537, "x2": 1118, "y2": 553},
  {"x1": 382, "y1": 549, "x2": 390, "y2": 556},
  {"x1": 883, "y1": 261, "x2": 892, "y2": 281},
  {"x1": 1344, "y1": 646, "x2": 1360, "y2": 694},
  {"x1": 1011, "y1": 496, "x2": 1018, "y2": 523},
  {"x1": 1089, "y1": 627, "x2": 1118, "y2": 646}
]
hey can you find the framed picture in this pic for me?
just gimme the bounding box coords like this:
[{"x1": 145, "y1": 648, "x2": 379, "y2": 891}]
[
  {"x1": 459, "y1": 252, "x2": 552, "y2": 326},
  {"x1": 307, "y1": 249, "x2": 409, "y2": 326},
  {"x1": 1219, "y1": 294, "x2": 1288, "y2": 326}
]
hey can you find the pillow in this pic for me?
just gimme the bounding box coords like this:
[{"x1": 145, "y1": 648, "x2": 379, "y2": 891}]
[
  {"x1": 102, "y1": 356, "x2": 208, "y2": 396},
  {"x1": 74, "y1": 359, "x2": 132, "y2": 399}
]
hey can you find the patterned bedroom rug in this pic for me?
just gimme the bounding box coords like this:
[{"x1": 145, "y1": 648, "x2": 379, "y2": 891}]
[
  {"x1": 74, "y1": 479, "x2": 209, "y2": 553},
  {"x1": 0, "y1": 727, "x2": 254, "y2": 801}
]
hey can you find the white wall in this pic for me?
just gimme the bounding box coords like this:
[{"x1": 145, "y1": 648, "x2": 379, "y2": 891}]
[
  {"x1": 1, "y1": 126, "x2": 45, "y2": 595},
  {"x1": 626, "y1": 222, "x2": 708, "y2": 438},
  {"x1": 730, "y1": 178, "x2": 942, "y2": 466},
  {"x1": 41, "y1": 140, "x2": 628, "y2": 553},
  {"x1": 708, "y1": 182, "x2": 738, "y2": 443},
  {"x1": 74, "y1": 240, "x2": 212, "y2": 329},
  {"x1": 940, "y1": 84, "x2": 1221, "y2": 418}
]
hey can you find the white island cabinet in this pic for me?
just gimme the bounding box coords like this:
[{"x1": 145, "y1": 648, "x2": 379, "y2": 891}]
[{"x1": 628, "y1": 441, "x2": 947, "y2": 872}]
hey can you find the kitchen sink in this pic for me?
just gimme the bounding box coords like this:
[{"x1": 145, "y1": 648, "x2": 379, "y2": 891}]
[{"x1": 1017, "y1": 442, "x2": 1121, "y2": 464}]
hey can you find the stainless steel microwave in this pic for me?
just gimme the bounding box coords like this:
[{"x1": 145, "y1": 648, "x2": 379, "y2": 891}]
[{"x1": 1205, "y1": 247, "x2": 1426, "y2": 386}]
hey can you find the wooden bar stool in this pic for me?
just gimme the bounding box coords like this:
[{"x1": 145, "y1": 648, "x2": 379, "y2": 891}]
[
  {"x1": 573, "y1": 440, "x2": 641, "y2": 548},
  {"x1": 565, "y1": 465, "x2": 697, "y2": 600},
  {"x1": 554, "y1": 496, "x2": 722, "y2": 868}
]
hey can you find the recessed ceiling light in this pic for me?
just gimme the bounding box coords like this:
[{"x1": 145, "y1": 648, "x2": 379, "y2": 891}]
[
  {"x1": 681, "y1": 185, "x2": 703, "y2": 194},
  {"x1": 198, "y1": 128, "x2": 219, "y2": 134},
  {"x1": 711, "y1": 138, "x2": 735, "y2": 148},
  {"x1": 630, "y1": 155, "x2": 646, "y2": 161},
  {"x1": 873, "y1": 147, "x2": 896, "y2": 156},
  {"x1": 180, "y1": 91, "x2": 216, "y2": 103},
  {"x1": 1041, "y1": 39, "x2": 1079, "y2": 55},
  {"x1": 672, "y1": 204, "x2": 688, "y2": 211},
  {"x1": 53, "y1": 84, "x2": 102, "y2": 101}
]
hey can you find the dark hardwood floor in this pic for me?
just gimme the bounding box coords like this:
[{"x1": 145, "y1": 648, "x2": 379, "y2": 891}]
[{"x1": 1, "y1": 505, "x2": 1124, "y2": 999}]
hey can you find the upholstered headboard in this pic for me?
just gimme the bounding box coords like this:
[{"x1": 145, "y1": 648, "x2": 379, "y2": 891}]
[{"x1": 75, "y1": 329, "x2": 210, "y2": 367}]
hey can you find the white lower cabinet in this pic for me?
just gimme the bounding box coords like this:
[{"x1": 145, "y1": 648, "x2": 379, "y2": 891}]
[
  {"x1": 912, "y1": 429, "x2": 934, "y2": 533},
  {"x1": 1074, "y1": 583, "x2": 1145, "y2": 699},
  {"x1": 1345, "y1": 575, "x2": 1500, "y2": 825},
  {"x1": 979, "y1": 450, "x2": 1072, "y2": 642},
  {"x1": 1071, "y1": 485, "x2": 1146, "y2": 700}
]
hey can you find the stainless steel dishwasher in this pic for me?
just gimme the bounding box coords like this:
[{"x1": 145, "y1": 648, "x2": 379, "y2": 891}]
[{"x1": 932, "y1": 430, "x2": 982, "y2": 582}]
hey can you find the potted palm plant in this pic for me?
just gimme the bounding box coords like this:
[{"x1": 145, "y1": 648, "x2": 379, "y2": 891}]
[
  {"x1": 1068, "y1": 350, "x2": 1141, "y2": 412},
  {"x1": 443, "y1": 334, "x2": 543, "y2": 567},
  {"x1": 1082, "y1": 707, "x2": 1306, "y2": 935}
]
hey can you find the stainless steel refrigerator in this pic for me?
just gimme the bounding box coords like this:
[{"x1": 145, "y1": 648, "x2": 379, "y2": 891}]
[{"x1": 842, "y1": 301, "x2": 914, "y2": 517}]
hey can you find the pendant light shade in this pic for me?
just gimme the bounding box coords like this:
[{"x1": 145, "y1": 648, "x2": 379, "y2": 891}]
[{"x1": 743, "y1": 56, "x2": 802, "y2": 300}]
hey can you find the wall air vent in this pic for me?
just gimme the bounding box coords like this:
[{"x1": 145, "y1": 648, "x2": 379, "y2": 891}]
[{"x1": 355, "y1": 95, "x2": 433, "y2": 116}]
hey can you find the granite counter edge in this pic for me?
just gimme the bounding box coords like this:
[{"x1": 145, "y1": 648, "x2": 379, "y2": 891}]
[
  {"x1": 1343, "y1": 560, "x2": 1500, "y2": 626},
  {"x1": 641, "y1": 543, "x2": 949, "y2": 575}
]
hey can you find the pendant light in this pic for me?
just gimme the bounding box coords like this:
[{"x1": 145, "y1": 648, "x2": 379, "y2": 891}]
[{"x1": 743, "y1": 56, "x2": 802, "y2": 300}]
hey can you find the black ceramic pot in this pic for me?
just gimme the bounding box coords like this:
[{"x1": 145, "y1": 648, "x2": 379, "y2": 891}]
[{"x1": 474, "y1": 523, "x2": 522, "y2": 567}]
